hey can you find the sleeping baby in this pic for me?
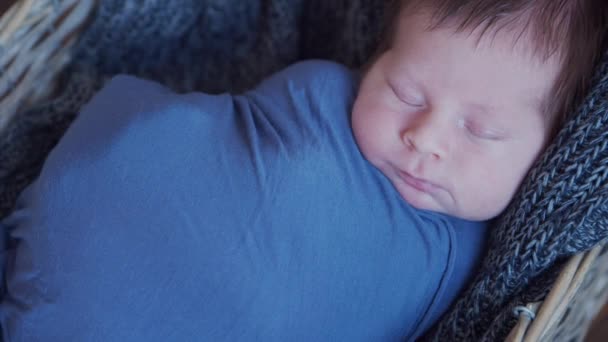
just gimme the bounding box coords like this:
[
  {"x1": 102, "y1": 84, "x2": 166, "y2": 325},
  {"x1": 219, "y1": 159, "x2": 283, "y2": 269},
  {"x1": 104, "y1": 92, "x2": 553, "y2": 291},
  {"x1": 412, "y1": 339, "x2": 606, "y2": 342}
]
[{"x1": 1, "y1": 0, "x2": 604, "y2": 340}]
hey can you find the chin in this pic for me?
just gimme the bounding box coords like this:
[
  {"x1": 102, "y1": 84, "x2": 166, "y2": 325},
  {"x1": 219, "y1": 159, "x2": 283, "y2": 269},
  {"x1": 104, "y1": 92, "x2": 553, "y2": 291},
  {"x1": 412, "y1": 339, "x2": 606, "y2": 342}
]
[{"x1": 395, "y1": 184, "x2": 442, "y2": 213}]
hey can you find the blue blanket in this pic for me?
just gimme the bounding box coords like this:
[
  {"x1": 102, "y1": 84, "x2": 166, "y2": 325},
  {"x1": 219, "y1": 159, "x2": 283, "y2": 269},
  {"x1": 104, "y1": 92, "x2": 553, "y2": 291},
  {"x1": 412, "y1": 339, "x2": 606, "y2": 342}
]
[{"x1": 0, "y1": 61, "x2": 487, "y2": 341}]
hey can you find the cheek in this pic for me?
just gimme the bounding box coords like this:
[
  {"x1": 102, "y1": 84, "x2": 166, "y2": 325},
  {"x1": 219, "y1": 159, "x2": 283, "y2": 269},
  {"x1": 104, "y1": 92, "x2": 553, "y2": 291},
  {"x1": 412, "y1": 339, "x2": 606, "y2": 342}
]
[
  {"x1": 352, "y1": 100, "x2": 378, "y2": 161},
  {"x1": 448, "y1": 147, "x2": 530, "y2": 219},
  {"x1": 469, "y1": 144, "x2": 541, "y2": 213},
  {"x1": 503, "y1": 135, "x2": 546, "y2": 185},
  {"x1": 351, "y1": 92, "x2": 394, "y2": 157},
  {"x1": 457, "y1": 163, "x2": 513, "y2": 219}
]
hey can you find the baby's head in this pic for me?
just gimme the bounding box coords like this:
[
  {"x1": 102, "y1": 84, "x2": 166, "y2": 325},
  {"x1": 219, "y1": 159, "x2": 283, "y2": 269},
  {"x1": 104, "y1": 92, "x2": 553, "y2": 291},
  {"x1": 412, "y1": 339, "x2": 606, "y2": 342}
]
[{"x1": 352, "y1": 0, "x2": 607, "y2": 221}]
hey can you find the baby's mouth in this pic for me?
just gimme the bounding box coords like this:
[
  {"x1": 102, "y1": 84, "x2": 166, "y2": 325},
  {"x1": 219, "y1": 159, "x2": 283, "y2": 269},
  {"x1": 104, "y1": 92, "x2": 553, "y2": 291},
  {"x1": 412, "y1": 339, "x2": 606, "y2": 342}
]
[{"x1": 397, "y1": 170, "x2": 442, "y2": 194}]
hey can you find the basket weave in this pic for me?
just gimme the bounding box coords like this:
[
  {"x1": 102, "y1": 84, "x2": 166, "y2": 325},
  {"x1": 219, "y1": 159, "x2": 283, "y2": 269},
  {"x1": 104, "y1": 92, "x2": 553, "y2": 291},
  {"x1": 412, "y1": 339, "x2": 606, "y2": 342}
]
[
  {"x1": 507, "y1": 244, "x2": 608, "y2": 341},
  {"x1": 0, "y1": 0, "x2": 95, "y2": 132},
  {"x1": 1, "y1": 1, "x2": 607, "y2": 341}
]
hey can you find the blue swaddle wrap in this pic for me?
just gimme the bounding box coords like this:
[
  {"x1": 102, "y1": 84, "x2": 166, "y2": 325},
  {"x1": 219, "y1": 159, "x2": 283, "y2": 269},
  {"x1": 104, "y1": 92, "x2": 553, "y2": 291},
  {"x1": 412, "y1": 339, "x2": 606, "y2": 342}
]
[{"x1": 0, "y1": 60, "x2": 487, "y2": 341}]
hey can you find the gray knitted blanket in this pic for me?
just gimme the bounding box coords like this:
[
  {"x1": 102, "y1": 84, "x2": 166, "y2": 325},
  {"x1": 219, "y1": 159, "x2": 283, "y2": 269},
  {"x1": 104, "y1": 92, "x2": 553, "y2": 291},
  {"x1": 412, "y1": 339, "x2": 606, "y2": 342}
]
[{"x1": 1, "y1": 1, "x2": 607, "y2": 340}]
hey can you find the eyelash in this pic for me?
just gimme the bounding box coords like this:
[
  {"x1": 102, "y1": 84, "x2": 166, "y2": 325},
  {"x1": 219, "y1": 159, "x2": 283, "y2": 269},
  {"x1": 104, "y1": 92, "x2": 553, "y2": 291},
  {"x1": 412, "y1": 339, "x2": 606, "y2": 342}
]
[
  {"x1": 387, "y1": 82, "x2": 504, "y2": 141},
  {"x1": 389, "y1": 84, "x2": 424, "y2": 108},
  {"x1": 463, "y1": 122, "x2": 502, "y2": 141},
  {"x1": 403, "y1": 99, "x2": 424, "y2": 108}
]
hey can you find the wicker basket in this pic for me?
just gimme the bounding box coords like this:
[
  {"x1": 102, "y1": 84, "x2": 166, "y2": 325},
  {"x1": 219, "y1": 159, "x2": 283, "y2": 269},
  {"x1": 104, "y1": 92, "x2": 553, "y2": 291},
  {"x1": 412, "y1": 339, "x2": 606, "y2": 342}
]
[
  {"x1": 507, "y1": 244, "x2": 608, "y2": 342},
  {"x1": 0, "y1": 0, "x2": 95, "y2": 131},
  {"x1": 1, "y1": 1, "x2": 607, "y2": 340}
]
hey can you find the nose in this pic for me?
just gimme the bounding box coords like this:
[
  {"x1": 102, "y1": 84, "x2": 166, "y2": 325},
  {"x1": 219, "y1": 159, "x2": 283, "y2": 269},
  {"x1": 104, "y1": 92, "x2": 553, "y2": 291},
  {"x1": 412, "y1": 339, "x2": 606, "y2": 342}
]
[{"x1": 401, "y1": 112, "x2": 447, "y2": 160}]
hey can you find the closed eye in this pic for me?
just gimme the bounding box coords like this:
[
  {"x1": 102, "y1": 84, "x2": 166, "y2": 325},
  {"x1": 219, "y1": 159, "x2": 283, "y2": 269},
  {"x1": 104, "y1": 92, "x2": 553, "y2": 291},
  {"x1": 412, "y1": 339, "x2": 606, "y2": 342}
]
[
  {"x1": 464, "y1": 122, "x2": 505, "y2": 141},
  {"x1": 388, "y1": 82, "x2": 424, "y2": 108}
]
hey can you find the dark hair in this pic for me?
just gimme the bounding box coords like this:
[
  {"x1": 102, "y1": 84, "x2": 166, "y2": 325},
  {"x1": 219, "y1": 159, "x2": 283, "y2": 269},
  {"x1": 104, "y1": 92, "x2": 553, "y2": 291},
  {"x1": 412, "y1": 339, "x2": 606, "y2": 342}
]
[{"x1": 379, "y1": 0, "x2": 608, "y2": 136}]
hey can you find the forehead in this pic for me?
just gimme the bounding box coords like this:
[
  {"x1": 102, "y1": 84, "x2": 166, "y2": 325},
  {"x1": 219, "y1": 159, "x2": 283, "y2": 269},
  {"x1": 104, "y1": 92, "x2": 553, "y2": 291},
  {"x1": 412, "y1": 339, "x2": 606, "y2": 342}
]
[
  {"x1": 390, "y1": 10, "x2": 560, "y2": 119},
  {"x1": 393, "y1": 9, "x2": 553, "y2": 64}
]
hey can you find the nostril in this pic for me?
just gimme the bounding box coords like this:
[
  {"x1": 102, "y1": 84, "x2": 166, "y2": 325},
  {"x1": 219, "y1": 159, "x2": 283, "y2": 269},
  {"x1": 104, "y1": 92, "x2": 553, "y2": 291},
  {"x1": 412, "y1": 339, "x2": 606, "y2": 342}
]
[
  {"x1": 402, "y1": 131, "x2": 443, "y2": 160},
  {"x1": 402, "y1": 131, "x2": 415, "y2": 150},
  {"x1": 406, "y1": 136, "x2": 412, "y2": 147}
]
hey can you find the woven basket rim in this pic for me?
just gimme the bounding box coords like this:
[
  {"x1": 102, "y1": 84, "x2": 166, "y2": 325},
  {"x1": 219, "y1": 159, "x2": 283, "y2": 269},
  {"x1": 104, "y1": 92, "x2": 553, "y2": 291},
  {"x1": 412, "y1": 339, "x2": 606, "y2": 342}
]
[{"x1": 0, "y1": 0, "x2": 96, "y2": 132}]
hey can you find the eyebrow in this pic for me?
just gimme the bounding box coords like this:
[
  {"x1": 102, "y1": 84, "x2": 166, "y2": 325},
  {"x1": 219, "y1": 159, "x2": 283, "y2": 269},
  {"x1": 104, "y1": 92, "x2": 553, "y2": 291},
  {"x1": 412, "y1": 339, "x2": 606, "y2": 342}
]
[{"x1": 463, "y1": 102, "x2": 497, "y2": 116}]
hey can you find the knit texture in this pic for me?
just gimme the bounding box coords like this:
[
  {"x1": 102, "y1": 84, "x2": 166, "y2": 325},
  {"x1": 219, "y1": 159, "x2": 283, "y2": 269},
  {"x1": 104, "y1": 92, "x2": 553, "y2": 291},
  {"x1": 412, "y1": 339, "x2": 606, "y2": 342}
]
[{"x1": 1, "y1": 1, "x2": 607, "y2": 340}]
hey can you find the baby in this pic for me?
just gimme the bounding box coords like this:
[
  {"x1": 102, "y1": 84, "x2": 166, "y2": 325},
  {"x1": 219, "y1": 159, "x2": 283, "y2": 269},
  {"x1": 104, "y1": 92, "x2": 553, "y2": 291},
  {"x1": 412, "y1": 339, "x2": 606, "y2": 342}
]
[
  {"x1": 355, "y1": 0, "x2": 605, "y2": 221},
  {"x1": 1, "y1": 0, "x2": 605, "y2": 341}
]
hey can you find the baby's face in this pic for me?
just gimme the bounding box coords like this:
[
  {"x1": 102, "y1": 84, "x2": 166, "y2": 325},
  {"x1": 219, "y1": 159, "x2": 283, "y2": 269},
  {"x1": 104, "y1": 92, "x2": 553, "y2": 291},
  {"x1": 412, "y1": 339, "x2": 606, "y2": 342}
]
[{"x1": 352, "y1": 11, "x2": 560, "y2": 221}]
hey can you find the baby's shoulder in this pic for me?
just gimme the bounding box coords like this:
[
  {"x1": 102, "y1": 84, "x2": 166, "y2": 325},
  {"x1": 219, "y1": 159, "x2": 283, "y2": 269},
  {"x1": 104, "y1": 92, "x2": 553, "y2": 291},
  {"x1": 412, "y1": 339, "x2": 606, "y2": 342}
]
[
  {"x1": 253, "y1": 59, "x2": 358, "y2": 100},
  {"x1": 281, "y1": 59, "x2": 356, "y2": 84}
]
